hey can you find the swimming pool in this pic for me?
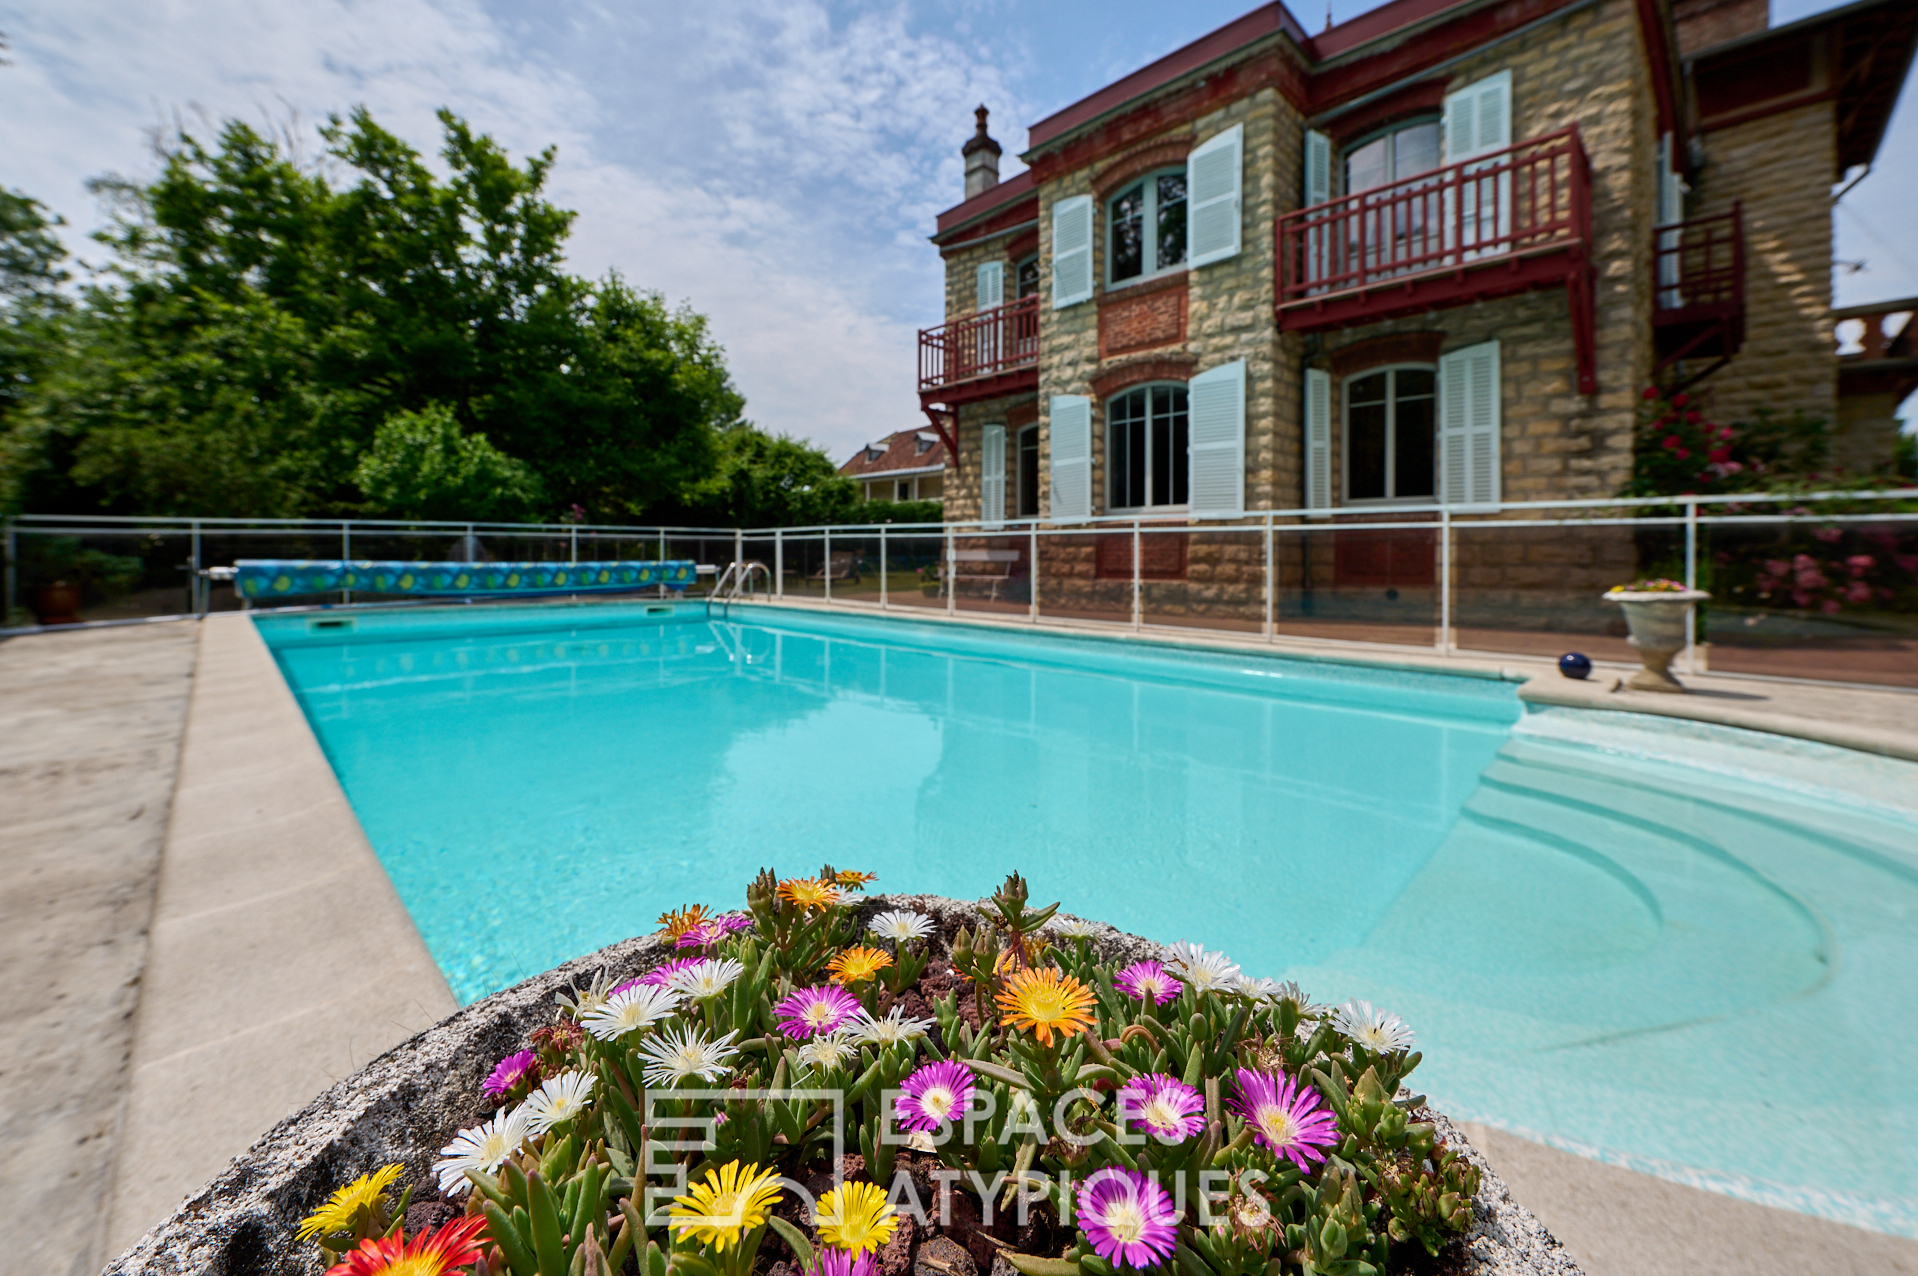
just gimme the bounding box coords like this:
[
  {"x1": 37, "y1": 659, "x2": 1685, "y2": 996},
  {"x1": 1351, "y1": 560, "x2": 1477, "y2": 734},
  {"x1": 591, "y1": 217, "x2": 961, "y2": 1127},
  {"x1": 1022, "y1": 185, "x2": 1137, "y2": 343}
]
[{"x1": 257, "y1": 600, "x2": 1918, "y2": 1236}]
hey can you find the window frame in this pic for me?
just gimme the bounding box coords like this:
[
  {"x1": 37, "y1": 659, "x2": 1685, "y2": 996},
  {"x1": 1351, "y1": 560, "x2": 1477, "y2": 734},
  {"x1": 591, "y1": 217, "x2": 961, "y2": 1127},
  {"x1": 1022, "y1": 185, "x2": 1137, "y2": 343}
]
[
  {"x1": 1015, "y1": 253, "x2": 1041, "y2": 299},
  {"x1": 1104, "y1": 381, "x2": 1191, "y2": 515},
  {"x1": 1340, "y1": 363, "x2": 1438, "y2": 506},
  {"x1": 1016, "y1": 424, "x2": 1041, "y2": 518},
  {"x1": 1339, "y1": 116, "x2": 1443, "y2": 197},
  {"x1": 1105, "y1": 167, "x2": 1189, "y2": 289}
]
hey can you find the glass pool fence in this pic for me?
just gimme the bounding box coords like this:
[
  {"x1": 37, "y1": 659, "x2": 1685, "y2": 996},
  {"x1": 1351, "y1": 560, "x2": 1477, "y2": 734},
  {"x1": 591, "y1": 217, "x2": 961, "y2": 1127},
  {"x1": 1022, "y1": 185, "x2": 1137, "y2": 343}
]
[{"x1": 9, "y1": 487, "x2": 1917, "y2": 689}]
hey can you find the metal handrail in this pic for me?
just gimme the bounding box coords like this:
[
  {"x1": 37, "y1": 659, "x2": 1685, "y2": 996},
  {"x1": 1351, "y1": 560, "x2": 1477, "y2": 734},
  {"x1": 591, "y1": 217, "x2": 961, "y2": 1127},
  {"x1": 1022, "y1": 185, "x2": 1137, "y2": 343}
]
[{"x1": 706, "y1": 560, "x2": 771, "y2": 617}]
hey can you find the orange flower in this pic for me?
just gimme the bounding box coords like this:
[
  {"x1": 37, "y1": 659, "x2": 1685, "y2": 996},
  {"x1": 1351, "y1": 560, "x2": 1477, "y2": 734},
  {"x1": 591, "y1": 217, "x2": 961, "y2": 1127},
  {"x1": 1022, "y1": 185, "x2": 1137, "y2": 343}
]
[
  {"x1": 826, "y1": 946, "x2": 894, "y2": 985},
  {"x1": 776, "y1": 878, "x2": 842, "y2": 912},
  {"x1": 658, "y1": 904, "x2": 713, "y2": 939},
  {"x1": 325, "y1": 1215, "x2": 487, "y2": 1276},
  {"x1": 834, "y1": 869, "x2": 879, "y2": 890},
  {"x1": 997, "y1": 967, "x2": 1097, "y2": 1046}
]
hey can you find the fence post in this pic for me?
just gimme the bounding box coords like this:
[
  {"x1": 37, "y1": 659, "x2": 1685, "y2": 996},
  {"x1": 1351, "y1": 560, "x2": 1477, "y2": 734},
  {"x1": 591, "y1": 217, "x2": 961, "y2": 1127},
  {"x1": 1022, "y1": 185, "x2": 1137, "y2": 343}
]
[
  {"x1": 880, "y1": 525, "x2": 889, "y2": 609},
  {"x1": 1439, "y1": 507, "x2": 1452, "y2": 655},
  {"x1": 945, "y1": 526, "x2": 956, "y2": 617},
  {"x1": 341, "y1": 523, "x2": 352, "y2": 607},
  {"x1": 5, "y1": 517, "x2": 17, "y2": 624},
  {"x1": 734, "y1": 528, "x2": 743, "y2": 577},
  {"x1": 1263, "y1": 514, "x2": 1274, "y2": 641},
  {"x1": 1029, "y1": 522, "x2": 1039, "y2": 623},
  {"x1": 1132, "y1": 519, "x2": 1142, "y2": 631},
  {"x1": 1684, "y1": 497, "x2": 1698, "y2": 675},
  {"x1": 190, "y1": 519, "x2": 202, "y2": 617},
  {"x1": 824, "y1": 527, "x2": 833, "y2": 605},
  {"x1": 570, "y1": 525, "x2": 578, "y2": 564},
  {"x1": 775, "y1": 529, "x2": 785, "y2": 598}
]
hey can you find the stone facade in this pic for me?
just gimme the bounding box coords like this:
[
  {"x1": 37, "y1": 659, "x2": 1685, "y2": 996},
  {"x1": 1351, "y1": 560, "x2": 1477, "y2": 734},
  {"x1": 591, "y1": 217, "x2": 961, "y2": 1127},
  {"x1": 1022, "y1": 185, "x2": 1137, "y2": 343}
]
[{"x1": 1686, "y1": 101, "x2": 1839, "y2": 430}]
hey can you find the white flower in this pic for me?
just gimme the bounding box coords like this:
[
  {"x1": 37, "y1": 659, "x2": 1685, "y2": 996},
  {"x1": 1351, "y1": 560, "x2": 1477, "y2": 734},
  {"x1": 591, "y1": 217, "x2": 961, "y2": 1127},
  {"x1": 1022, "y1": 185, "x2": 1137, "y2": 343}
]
[
  {"x1": 556, "y1": 968, "x2": 619, "y2": 1017},
  {"x1": 868, "y1": 910, "x2": 935, "y2": 944},
  {"x1": 1047, "y1": 917, "x2": 1101, "y2": 939},
  {"x1": 666, "y1": 957, "x2": 745, "y2": 1001},
  {"x1": 1165, "y1": 941, "x2": 1243, "y2": 994},
  {"x1": 580, "y1": 984, "x2": 681, "y2": 1041},
  {"x1": 796, "y1": 1030, "x2": 859, "y2": 1072},
  {"x1": 635, "y1": 1023, "x2": 741, "y2": 1086},
  {"x1": 851, "y1": 1007, "x2": 934, "y2": 1047},
  {"x1": 435, "y1": 1106, "x2": 531, "y2": 1194},
  {"x1": 1332, "y1": 1000, "x2": 1416, "y2": 1053},
  {"x1": 522, "y1": 1070, "x2": 595, "y2": 1135}
]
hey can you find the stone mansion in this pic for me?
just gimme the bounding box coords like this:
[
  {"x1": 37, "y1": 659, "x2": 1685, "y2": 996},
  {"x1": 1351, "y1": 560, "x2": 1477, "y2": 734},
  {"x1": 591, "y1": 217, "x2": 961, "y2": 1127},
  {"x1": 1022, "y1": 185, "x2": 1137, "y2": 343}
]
[{"x1": 915, "y1": 0, "x2": 1916, "y2": 535}]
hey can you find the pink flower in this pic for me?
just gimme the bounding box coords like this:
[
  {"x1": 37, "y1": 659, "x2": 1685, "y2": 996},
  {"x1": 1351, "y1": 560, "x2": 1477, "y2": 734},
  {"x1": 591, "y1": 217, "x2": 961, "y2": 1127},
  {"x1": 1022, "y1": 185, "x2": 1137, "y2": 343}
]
[
  {"x1": 482, "y1": 1050, "x2": 539, "y2": 1100},
  {"x1": 1075, "y1": 1168, "x2": 1180, "y2": 1269},
  {"x1": 1822, "y1": 599, "x2": 1842, "y2": 614},
  {"x1": 1663, "y1": 435, "x2": 1683, "y2": 451},
  {"x1": 1113, "y1": 960, "x2": 1183, "y2": 1006},
  {"x1": 1229, "y1": 1068, "x2": 1340, "y2": 1171},
  {"x1": 1846, "y1": 555, "x2": 1875, "y2": 576},
  {"x1": 615, "y1": 957, "x2": 701, "y2": 995},
  {"x1": 806, "y1": 1251, "x2": 876, "y2": 1276},
  {"x1": 676, "y1": 921, "x2": 726, "y2": 949},
  {"x1": 896, "y1": 1060, "x2": 975, "y2": 1131},
  {"x1": 1116, "y1": 1073, "x2": 1205, "y2": 1142},
  {"x1": 1846, "y1": 581, "x2": 1873, "y2": 604},
  {"x1": 1764, "y1": 559, "x2": 1791, "y2": 578},
  {"x1": 1814, "y1": 528, "x2": 1844, "y2": 544},
  {"x1": 774, "y1": 985, "x2": 861, "y2": 1039}
]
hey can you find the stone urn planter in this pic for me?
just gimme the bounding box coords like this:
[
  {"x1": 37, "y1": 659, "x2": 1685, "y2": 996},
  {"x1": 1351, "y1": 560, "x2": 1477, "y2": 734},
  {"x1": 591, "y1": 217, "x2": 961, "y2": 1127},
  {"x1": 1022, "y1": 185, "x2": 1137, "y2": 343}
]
[
  {"x1": 1603, "y1": 587, "x2": 1709, "y2": 692},
  {"x1": 104, "y1": 895, "x2": 1584, "y2": 1276},
  {"x1": 32, "y1": 580, "x2": 84, "y2": 626}
]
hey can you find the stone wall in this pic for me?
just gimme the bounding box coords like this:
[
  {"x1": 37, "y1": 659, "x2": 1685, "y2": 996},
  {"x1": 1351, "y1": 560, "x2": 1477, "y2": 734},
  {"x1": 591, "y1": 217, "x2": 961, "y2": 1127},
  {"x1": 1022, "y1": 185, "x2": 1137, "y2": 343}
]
[{"x1": 1687, "y1": 102, "x2": 1838, "y2": 429}]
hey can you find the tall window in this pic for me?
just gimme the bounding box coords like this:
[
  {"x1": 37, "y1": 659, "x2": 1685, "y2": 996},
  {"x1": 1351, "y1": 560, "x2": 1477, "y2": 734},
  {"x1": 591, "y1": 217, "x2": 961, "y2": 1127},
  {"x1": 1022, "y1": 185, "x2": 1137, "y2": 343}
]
[
  {"x1": 1343, "y1": 121, "x2": 1441, "y2": 194},
  {"x1": 1345, "y1": 367, "x2": 1436, "y2": 502},
  {"x1": 1107, "y1": 384, "x2": 1189, "y2": 511},
  {"x1": 1108, "y1": 171, "x2": 1187, "y2": 285},
  {"x1": 1017, "y1": 425, "x2": 1040, "y2": 517},
  {"x1": 1015, "y1": 254, "x2": 1040, "y2": 299}
]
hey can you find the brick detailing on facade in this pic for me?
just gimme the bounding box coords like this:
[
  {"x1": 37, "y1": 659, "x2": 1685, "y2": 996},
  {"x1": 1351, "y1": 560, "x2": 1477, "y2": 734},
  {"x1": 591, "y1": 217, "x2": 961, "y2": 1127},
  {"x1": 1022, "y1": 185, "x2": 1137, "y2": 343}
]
[{"x1": 1099, "y1": 275, "x2": 1189, "y2": 357}]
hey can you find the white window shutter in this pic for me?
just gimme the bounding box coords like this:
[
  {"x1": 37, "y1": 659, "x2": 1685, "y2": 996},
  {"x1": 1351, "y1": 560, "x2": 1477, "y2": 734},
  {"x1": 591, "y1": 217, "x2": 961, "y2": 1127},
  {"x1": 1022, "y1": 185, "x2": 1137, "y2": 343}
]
[
  {"x1": 1051, "y1": 196, "x2": 1094, "y2": 308},
  {"x1": 1048, "y1": 395, "x2": 1092, "y2": 520},
  {"x1": 1442, "y1": 70, "x2": 1511, "y2": 162},
  {"x1": 976, "y1": 260, "x2": 1004, "y2": 312},
  {"x1": 1439, "y1": 340, "x2": 1501, "y2": 508},
  {"x1": 981, "y1": 424, "x2": 1007, "y2": 528},
  {"x1": 1187, "y1": 124, "x2": 1244, "y2": 268},
  {"x1": 1304, "y1": 130, "x2": 1332, "y2": 206},
  {"x1": 1304, "y1": 368, "x2": 1331, "y2": 512},
  {"x1": 1187, "y1": 360, "x2": 1246, "y2": 518}
]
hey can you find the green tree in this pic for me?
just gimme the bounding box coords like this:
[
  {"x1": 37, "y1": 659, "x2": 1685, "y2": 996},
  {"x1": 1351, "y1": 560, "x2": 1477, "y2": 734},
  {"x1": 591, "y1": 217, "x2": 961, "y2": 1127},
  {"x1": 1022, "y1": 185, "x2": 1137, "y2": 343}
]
[
  {"x1": 352, "y1": 403, "x2": 544, "y2": 522},
  {"x1": 0, "y1": 189, "x2": 73, "y2": 513}
]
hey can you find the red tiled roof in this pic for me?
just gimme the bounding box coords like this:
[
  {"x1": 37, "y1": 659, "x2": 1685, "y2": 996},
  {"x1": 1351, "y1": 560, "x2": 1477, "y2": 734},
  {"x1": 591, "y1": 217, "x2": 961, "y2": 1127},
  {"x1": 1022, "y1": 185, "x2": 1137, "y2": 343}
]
[{"x1": 839, "y1": 428, "x2": 951, "y2": 478}]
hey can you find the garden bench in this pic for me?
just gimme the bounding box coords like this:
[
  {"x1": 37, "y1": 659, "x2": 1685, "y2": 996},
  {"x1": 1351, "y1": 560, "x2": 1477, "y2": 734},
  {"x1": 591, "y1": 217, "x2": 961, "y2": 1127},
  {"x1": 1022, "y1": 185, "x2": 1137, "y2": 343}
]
[{"x1": 942, "y1": 549, "x2": 1020, "y2": 601}]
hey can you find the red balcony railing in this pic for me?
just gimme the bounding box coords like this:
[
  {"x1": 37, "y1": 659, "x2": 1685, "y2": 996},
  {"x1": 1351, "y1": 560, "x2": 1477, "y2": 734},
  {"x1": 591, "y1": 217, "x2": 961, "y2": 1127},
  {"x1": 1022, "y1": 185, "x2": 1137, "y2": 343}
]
[
  {"x1": 1276, "y1": 126, "x2": 1592, "y2": 324},
  {"x1": 919, "y1": 295, "x2": 1040, "y2": 394},
  {"x1": 1652, "y1": 205, "x2": 1745, "y2": 375}
]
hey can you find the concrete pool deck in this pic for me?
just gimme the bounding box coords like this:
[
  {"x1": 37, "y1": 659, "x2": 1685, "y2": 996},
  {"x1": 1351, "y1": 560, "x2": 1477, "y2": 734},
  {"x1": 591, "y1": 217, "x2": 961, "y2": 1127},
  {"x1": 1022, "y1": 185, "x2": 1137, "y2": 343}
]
[{"x1": 3, "y1": 606, "x2": 1915, "y2": 1275}]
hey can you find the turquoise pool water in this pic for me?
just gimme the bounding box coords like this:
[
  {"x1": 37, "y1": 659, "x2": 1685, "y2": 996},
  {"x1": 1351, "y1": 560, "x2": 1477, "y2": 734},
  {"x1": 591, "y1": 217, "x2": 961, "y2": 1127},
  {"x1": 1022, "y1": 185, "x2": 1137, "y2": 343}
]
[{"x1": 258, "y1": 601, "x2": 1918, "y2": 1237}]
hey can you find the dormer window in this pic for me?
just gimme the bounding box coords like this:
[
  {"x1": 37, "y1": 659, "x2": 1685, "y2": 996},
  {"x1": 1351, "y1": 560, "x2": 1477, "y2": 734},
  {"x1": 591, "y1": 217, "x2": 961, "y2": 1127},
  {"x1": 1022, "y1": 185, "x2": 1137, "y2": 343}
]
[
  {"x1": 866, "y1": 443, "x2": 887, "y2": 462},
  {"x1": 914, "y1": 431, "x2": 936, "y2": 455},
  {"x1": 1108, "y1": 170, "x2": 1187, "y2": 285}
]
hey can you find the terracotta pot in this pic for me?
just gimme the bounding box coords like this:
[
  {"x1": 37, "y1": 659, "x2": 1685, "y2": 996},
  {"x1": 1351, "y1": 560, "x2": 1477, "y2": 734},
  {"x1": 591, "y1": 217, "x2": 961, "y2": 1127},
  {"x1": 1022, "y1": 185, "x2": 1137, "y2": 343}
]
[
  {"x1": 32, "y1": 581, "x2": 83, "y2": 626},
  {"x1": 1602, "y1": 589, "x2": 1709, "y2": 692}
]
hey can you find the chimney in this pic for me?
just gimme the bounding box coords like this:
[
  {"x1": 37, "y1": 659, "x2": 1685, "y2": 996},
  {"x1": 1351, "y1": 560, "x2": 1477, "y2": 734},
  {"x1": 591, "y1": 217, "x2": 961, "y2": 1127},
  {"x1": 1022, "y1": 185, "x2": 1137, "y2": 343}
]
[
  {"x1": 962, "y1": 105, "x2": 1002, "y2": 200},
  {"x1": 1671, "y1": 0, "x2": 1767, "y2": 55}
]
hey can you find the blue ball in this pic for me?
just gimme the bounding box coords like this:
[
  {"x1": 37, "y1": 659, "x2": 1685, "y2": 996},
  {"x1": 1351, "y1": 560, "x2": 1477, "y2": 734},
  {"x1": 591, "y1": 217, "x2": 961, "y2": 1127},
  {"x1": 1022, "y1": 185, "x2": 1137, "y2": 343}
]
[{"x1": 1558, "y1": 652, "x2": 1593, "y2": 680}]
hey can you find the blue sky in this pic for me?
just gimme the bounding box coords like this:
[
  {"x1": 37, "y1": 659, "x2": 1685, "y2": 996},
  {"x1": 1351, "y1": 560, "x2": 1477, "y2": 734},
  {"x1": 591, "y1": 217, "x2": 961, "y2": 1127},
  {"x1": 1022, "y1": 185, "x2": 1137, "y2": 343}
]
[{"x1": 0, "y1": 0, "x2": 1910, "y2": 457}]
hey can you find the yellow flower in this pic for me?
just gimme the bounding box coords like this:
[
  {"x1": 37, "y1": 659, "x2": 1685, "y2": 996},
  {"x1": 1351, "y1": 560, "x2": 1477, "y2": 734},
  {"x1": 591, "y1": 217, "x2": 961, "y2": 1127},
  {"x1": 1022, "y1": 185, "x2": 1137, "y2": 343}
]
[
  {"x1": 659, "y1": 904, "x2": 714, "y2": 939},
  {"x1": 776, "y1": 878, "x2": 842, "y2": 912},
  {"x1": 997, "y1": 967, "x2": 1097, "y2": 1046},
  {"x1": 826, "y1": 946, "x2": 894, "y2": 986},
  {"x1": 814, "y1": 1181, "x2": 899, "y2": 1254},
  {"x1": 296, "y1": 1163, "x2": 404, "y2": 1241},
  {"x1": 668, "y1": 1161, "x2": 784, "y2": 1251},
  {"x1": 834, "y1": 869, "x2": 878, "y2": 889}
]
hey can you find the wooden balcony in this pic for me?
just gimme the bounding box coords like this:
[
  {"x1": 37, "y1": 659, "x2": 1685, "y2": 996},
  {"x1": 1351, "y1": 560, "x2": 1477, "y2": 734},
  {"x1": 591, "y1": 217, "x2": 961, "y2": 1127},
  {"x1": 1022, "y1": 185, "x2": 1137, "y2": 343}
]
[
  {"x1": 1653, "y1": 205, "x2": 1746, "y2": 384},
  {"x1": 1276, "y1": 126, "x2": 1596, "y2": 393},
  {"x1": 918, "y1": 295, "x2": 1040, "y2": 404}
]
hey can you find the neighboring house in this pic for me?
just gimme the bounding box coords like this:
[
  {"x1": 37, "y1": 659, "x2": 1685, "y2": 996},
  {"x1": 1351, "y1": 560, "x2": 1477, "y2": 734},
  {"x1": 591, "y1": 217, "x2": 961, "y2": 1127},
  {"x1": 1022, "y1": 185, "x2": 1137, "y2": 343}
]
[
  {"x1": 917, "y1": 0, "x2": 1916, "y2": 549},
  {"x1": 838, "y1": 429, "x2": 950, "y2": 503}
]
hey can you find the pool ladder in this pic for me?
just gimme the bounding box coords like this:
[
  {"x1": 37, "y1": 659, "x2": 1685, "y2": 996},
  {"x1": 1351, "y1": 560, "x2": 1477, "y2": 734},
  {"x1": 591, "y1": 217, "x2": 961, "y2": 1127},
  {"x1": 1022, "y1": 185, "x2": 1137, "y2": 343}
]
[{"x1": 707, "y1": 560, "x2": 771, "y2": 617}]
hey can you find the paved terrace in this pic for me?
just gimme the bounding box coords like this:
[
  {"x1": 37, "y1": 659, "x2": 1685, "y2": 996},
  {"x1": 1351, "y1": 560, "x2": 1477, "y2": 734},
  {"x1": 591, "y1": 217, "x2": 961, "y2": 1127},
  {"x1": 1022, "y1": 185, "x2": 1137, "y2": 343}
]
[{"x1": 2, "y1": 608, "x2": 1916, "y2": 1276}]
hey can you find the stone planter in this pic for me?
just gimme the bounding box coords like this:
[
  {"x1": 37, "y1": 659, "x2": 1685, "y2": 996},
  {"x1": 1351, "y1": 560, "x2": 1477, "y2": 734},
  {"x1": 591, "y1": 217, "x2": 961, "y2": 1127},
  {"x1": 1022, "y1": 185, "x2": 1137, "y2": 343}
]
[
  {"x1": 1603, "y1": 589, "x2": 1709, "y2": 692},
  {"x1": 104, "y1": 895, "x2": 1583, "y2": 1276}
]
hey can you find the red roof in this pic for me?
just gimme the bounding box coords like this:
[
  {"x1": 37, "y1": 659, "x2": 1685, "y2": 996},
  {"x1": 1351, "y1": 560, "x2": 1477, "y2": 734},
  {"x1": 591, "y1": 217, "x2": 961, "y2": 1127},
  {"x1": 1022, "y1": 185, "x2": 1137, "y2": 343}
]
[{"x1": 839, "y1": 429, "x2": 951, "y2": 478}]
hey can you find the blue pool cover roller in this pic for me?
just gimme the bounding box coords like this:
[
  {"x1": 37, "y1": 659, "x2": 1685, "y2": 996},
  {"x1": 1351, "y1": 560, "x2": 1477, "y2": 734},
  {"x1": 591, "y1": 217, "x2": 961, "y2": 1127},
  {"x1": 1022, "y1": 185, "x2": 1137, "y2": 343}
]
[{"x1": 234, "y1": 559, "x2": 697, "y2": 600}]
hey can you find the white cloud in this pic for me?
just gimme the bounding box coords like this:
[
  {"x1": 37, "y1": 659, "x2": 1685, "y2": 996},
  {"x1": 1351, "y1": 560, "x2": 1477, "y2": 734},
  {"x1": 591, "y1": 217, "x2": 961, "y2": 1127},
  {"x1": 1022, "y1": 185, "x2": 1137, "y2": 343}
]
[{"x1": 0, "y1": 0, "x2": 1027, "y2": 461}]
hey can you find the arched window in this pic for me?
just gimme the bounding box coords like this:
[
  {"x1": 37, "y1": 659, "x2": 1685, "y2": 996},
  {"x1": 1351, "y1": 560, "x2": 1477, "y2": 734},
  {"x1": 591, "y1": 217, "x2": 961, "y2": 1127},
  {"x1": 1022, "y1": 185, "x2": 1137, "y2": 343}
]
[
  {"x1": 1107, "y1": 383, "x2": 1189, "y2": 511},
  {"x1": 1107, "y1": 170, "x2": 1187, "y2": 286},
  {"x1": 1342, "y1": 119, "x2": 1441, "y2": 195},
  {"x1": 1343, "y1": 366, "x2": 1436, "y2": 502}
]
